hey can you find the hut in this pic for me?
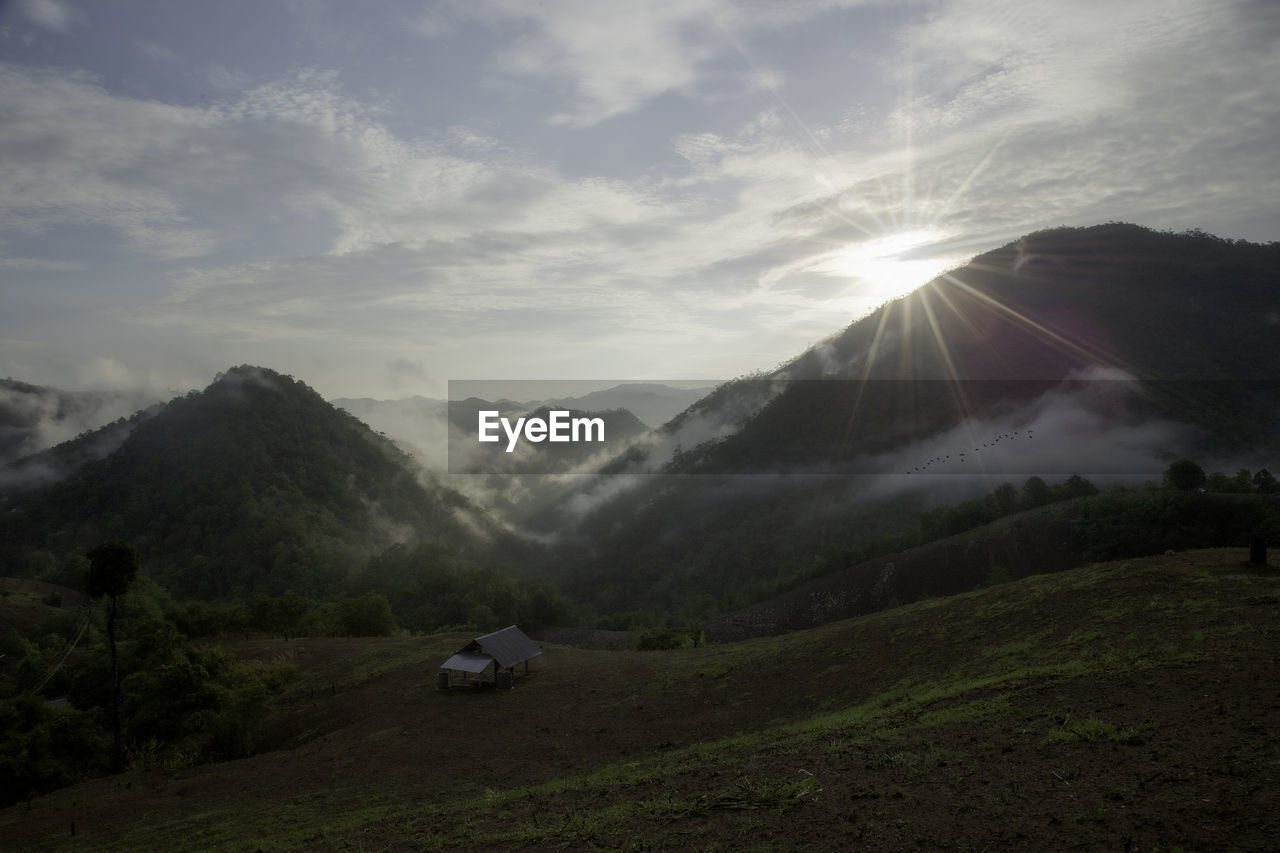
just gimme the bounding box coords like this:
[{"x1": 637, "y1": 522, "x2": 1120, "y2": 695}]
[{"x1": 437, "y1": 625, "x2": 541, "y2": 690}]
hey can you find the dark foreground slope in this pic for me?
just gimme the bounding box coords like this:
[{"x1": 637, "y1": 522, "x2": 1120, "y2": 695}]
[{"x1": 3, "y1": 548, "x2": 1276, "y2": 851}]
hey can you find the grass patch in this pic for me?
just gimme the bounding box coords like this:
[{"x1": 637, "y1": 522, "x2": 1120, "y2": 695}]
[{"x1": 1046, "y1": 714, "x2": 1142, "y2": 745}]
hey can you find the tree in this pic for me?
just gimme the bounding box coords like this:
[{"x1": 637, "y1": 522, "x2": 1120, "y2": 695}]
[
  {"x1": 1058, "y1": 474, "x2": 1099, "y2": 500},
  {"x1": 328, "y1": 594, "x2": 398, "y2": 637},
  {"x1": 1022, "y1": 476, "x2": 1052, "y2": 508},
  {"x1": 252, "y1": 591, "x2": 315, "y2": 640},
  {"x1": 1254, "y1": 468, "x2": 1279, "y2": 494},
  {"x1": 85, "y1": 541, "x2": 139, "y2": 773},
  {"x1": 991, "y1": 482, "x2": 1019, "y2": 515},
  {"x1": 1164, "y1": 459, "x2": 1206, "y2": 491}
]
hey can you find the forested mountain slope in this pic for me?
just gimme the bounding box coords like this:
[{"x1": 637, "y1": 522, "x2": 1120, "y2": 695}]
[
  {"x1": 0, "y1": 366, "x2": 510, "y2": 600},
  {"x1": 551, "y1": 224, "x2": 1280, "y2": 617}
]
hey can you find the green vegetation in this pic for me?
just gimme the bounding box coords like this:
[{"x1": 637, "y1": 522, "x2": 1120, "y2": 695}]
[
  {"x1": 0, "y1": 533, "x2": 573, "y2": 806},
  {"x1": 7, "y1": 548, "x2": 1270, "y2": 851},
  {"x1": 357, "y1": 542, "x2": 574, "y2": 634},
  {"x1": 1046, "y1": 714, "x2": 1140, "y2": 745},
  {"x1": 558, "y1": 463, "x2": 1279, "y2": 627},
  {"x1": 919, "y1": 474, "x2": 1099, "y2": 541},
  {"x1": 0, "y1": 575, "x2": 299, "y2": 806},
  {"x1": 1, "y1": 366, "x2": 575, "y2": 638},
  {"x1": 635, "y1": 625, "x2": 706, "y2": 650},
  {"x1": 1163, "y1": 459, "x2": 1206, "y2": 491},
  {"x1": 0, "y1": 366, "x2": 507, "y2": 603},
  {"x1": 1, "y1": 228, "x2": 1279, "y2": 836}
]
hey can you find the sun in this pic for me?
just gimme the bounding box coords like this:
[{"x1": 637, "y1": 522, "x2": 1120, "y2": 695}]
[{"x1": 810, "y1": 228, "x2": 958, "y2": 310}]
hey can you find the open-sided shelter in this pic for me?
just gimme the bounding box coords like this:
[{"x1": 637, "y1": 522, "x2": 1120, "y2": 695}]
[{"x1": 437, "y1": 625, "x2": 541, "y2": 690}]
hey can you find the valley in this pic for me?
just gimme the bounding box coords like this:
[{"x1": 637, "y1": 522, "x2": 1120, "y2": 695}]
[
  {"x1": 2, "y1": 224, "x2": 1279, "y2": 850},
  {"x1": 4, "y1": 2, "x2": 1278, "y2": 847}
]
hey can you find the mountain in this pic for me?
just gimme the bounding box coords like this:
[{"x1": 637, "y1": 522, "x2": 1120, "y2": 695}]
[
  {"x1": 546, "y1": 224, "x2": 1280, "y2": 617},
  {"x1": 674, "y1": 223, "x2": 1279, "y2": 471},
  {"x1": 537, "y1": 383, "x2": 714, "y2": 428},
  {"x1": 0, "y1": 366, "x2": 508, "y2": 601}
]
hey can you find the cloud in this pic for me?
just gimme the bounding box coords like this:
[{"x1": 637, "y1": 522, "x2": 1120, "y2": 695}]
[
  {"x1": 0, "y1": 61, "x2": 698, "y2": 266},
  {"x1": 0, "y1": 377, "x2": 160, "y2": 470},
  {"x1": 877, "y1": 0, "x2": 1280, "y2": 233},
  {"x1": 492, "y1": 0, "x2": 724, "y2": 126},
  {"x1": 0, "y1": 64, "x2": 218, "y2": 258},
  {"x1": 0, "y1": 66, "x2": 442, "y2": 260},
  {"x1": 0, "y1": 256, "x2": 83, "y2": 271},
  {"x1": 14, "y1": 0, "x2": 82, "y2": 34},
  {"x1": 436, "y1": 0, "x2": 882, "y2": 126},
  {"x1": 135, "y1": 40, "x2": 175, "y2": 62},
  {"x1": 388, "y1": 358, "x2": 430, "y2": 382},
  {"x1": 2, "y1": 1, "x2": 1277, "y2": 397}
]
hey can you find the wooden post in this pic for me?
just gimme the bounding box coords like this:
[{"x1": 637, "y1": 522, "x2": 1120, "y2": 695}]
[{"x1": 1250, "y1": 535, "x2": 1267, "y2": 566}]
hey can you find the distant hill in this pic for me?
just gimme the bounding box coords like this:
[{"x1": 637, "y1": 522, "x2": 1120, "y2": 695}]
[
  {"x1": 0, "y1": 366, "x2": 509, "y2": 601},
  {"x1": 548, "y1": 224, "x2": 1280, "y2": 617},
  {"x1": 0, "y1": 378, "x2": 163, "y2": 469},
  {"x1": 537, "y1": 383, "x2": 713, "y2": 428}
]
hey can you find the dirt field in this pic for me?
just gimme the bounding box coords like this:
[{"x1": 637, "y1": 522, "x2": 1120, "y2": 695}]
[{"x1": 2, "y1": 548, "x2": 1277, "y2": 851}]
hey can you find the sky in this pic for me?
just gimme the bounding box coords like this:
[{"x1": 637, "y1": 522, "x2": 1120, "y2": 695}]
[{"x1": 1, "y1": 0, "x2": 1277, "y2": 400}]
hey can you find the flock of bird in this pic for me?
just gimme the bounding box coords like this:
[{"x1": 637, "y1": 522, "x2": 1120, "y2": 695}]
[{"x1": 905, "y1": 427, "x2": 1035, "y2": 474}]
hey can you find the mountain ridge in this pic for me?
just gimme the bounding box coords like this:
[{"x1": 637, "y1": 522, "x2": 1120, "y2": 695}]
[
  {"x1": 542, "y1": 223, "x2": 1280, "y2": 617},
  {"x1": 0, "y1": 366, "x2": 511, "y2": 601}
]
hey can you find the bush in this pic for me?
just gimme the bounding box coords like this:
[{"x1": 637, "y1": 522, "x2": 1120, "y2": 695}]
[
  {"x1": 1164, "y1": 459, "x2": 1207, "y2": 491},
  {"x1": 635, "y1": 626, "x2": 705, "y2": 650},
  {"x1": 324, "y1": 593, "x2": 399, "y2": 637}
]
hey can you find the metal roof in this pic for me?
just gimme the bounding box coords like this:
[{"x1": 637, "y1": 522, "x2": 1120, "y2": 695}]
[
  {"x1": 475, "y1": 625, "x2": 542, "y2": 669},
  {"x1": 439, "y1": 625, "x2": 542, "y2": 672},
  {"x1": 440, "y1": 651, "x2": 494, "y2": 674},
  {"x1": 480, "y1": 625, "x2": 543, "y2": 669}
]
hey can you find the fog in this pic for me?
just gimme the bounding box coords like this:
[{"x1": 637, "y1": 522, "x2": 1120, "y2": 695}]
[{"x1": 0, "y1": 381, "x2": 162, "y2": 467}]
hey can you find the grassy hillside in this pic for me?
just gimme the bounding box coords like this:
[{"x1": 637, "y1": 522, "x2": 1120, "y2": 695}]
[
  {"x1": 707, "y1": 489, "x2": 1280, "y2": 639},
  {"x1": 2, "y1": 548, "x2": 1276, "y2": 851},
  {"x1": 0, "y1": 578, "x2": 88, "y2": 637}
]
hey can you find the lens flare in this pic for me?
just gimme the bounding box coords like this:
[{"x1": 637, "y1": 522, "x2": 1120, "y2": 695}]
[{"x1": 810, "y1": 228, "x2": 961, "y2": 309}]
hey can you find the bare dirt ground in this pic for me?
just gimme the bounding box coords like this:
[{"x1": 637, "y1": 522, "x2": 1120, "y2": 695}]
[{"x1": 2, "y1": 548, "x2": 1278, "y2": 851}]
